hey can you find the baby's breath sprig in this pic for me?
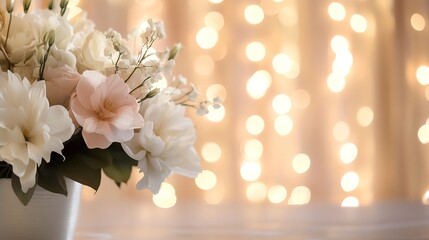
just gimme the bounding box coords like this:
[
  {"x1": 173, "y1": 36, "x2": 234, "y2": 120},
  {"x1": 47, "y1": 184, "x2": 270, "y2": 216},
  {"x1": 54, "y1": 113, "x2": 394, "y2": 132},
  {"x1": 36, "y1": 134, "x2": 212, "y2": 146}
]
[
  {"x1": 169, "y1": 76, "x2": 222, "y2": 115},
  {"x1": 124, "y1": 34, "x2": 157, "y2": 83},
  {"x1": 105, "y1": 29, "x2": 129, "y2": 74}
]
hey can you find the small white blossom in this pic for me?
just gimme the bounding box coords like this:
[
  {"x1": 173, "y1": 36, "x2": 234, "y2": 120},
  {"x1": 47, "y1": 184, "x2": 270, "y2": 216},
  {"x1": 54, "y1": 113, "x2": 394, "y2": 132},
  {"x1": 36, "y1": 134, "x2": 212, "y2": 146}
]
[
  {"x1": 197, "y1": 103, "x2": 209, "y2": 116},
  {"x1": 212, "y1": 96, "x2": 222, "y2": 109}
]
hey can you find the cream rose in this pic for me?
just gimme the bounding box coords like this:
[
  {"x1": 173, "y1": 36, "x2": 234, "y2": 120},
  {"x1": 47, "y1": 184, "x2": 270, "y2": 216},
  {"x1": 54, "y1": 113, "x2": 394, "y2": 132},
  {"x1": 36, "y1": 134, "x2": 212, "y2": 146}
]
[{"x1": 75, "y1": 31, "x2": 109, "y2": 73}]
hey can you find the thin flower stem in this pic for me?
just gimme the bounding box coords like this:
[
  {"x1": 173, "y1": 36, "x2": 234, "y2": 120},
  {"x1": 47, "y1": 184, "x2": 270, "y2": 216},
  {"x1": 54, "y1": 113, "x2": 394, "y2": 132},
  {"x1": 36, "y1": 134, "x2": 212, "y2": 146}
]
[
  {"x1": 129, "y1": 76, "x2": 151, "y2": 94},
  {"x1": 125, "y1": 35, "x2": 157, "y2": 83},
  {"x1": 173, "y1": 88, "x2": 194, "y2": 102},
  {"x1": 39, "y1": 44, "x2": 52, "y2": 80},
  {"x1": 114, "y1": 52, "x2": 123, "y2": 74},
  {"x1": 4, "y1": 13, "x2": 13, "y2": 70}
]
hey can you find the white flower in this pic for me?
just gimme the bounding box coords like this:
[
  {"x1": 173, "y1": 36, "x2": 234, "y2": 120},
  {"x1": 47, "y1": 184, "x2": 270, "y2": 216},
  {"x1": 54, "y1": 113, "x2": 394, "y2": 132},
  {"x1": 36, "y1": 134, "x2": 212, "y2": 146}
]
[
  {"x1": 1, "y1": 9, "x2": 74, "y2": 66},
  {"x1": 75, "y1": 31, "x2": 109, "y2": 73},
  {"x1": 0, "y1": 71, "x2": 75, "y2": 192},
  {"x1": 121, "y1": 94, "x2": 201, "y2": 194}
]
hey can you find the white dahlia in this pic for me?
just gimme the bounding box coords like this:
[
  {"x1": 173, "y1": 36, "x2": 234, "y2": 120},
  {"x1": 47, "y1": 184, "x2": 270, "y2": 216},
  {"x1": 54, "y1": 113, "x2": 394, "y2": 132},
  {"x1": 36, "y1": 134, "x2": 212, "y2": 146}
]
[
  {"x1": 0, "y1": 71, "x2": 74, "y2": 192},
  {"x1": 122, "y1": 94, "x2": 201, "y2": 194}
]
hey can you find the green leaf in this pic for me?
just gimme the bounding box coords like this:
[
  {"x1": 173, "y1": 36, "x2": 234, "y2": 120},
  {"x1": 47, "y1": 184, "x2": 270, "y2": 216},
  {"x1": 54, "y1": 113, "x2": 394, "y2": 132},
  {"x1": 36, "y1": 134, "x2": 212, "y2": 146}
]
[
  {"x1": 0, "y1": 162, "x2": 12, "y2": 178},
  {"x1": 62, "y1": 132, "x2": 112, "y2": 170},
  {"x1": 11, "y1": 174, "x2": 36, "y2": 206},
  {"x1": 60, "y1": 154, "x2": 102, "y2": 191},
  {"x1": 103, "y1": 143, "x2": 135, "y2": 184},
  {"x1": 37, "y1": 161, "x2": 67, "y2": 196},
  {"x1": 80, "y1": 149, "x2": 113, "y2": 169}
]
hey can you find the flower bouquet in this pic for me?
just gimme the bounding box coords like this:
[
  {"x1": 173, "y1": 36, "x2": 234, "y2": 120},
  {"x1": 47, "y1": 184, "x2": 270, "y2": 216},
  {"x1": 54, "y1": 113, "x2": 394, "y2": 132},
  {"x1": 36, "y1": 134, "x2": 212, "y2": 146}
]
[{"x1": 0, "y1": 0, "x2": 218, "y2": 205}]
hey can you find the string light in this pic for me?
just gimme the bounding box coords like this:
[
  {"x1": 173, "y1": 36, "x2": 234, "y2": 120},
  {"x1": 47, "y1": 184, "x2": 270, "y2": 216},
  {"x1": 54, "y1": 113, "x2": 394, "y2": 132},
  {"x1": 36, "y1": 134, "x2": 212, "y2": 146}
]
[
  {"x1": 350, "y1": 14, "x2": 368, "y2": 33},
  {"x1": 201, "y1": 142, "x2": 222, "y2": 163},
  {"x1": 341, "y1": 171, "x2": 360, "y2": 192},
  {"x1": 196, "y1": 27, "x2": 218, "y2": 49},
  {"x1": 268, "y1": 185, "x2": 287, "y2": 203},
  {"x1": 292, "y1": 154, "x2": 311, "y2": 174},
  {"x1": 152, "y1": 183, "x2": 177, "y2": 208},
  {"x1": 340, "y1": 143, "x2": 358, "y2": 164},
  {"x1": 245, "y1": 41, "x2": 266, "y2": 62},
  {"x1": 342, "y1": 196, "x2": 359, "y2": 207},
  {"x1": 246, "y1": 115, "x2": 265, "y2": 135},
  {"x1": 333, "y1": 121, "x2": 350, "y2": 142},
  {"x1": 195, "y1": 170, "x2": 217, "y2": 190},
  {"x1": 328, "y1": 2, "x2": 346, "y2": 21},
  {"x1": 357, "y1": 107, "x2": 374, "y2": 127},
  {"x1": 244, "y1": 4, "x2": 265, "y2": 25},
  {"x1": 122, "y1": 0, "x2": 428, "y2": 208},
  {"x1": 411, "y1": 13, "x2": 425, "y2": 31}
]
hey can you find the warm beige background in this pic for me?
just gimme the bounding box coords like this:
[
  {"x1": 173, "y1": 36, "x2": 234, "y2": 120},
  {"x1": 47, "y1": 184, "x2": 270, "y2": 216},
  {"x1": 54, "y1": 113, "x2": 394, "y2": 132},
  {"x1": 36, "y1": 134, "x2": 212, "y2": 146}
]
[{"x1": 61, "y1": 0, "x2": 429, "y2": 207}]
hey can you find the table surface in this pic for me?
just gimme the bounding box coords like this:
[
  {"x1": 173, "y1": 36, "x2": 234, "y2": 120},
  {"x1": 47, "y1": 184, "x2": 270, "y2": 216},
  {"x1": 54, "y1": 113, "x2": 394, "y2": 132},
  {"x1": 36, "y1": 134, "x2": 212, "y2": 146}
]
[{"x1": 74, "y1": 200, "x2": 429, "y2": 240}]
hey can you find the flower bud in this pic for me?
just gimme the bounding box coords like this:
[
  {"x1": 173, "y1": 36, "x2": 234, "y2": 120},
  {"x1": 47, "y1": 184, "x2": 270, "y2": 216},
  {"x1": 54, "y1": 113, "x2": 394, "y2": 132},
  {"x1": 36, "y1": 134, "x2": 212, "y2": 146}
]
[
  {"x1": 6, "y1": 0, "x2": 14, "y2": 13},
  {"x1": 48, "y1": 0, "x2": 54, "y2": 10},
  {"x1": 48, "y1": 30, "x2": 55, "y2": 46},
  {"x1": 168, "y1": 43, "x2": 182, "y2": 60},
  {"x1": 23, "y1": 0, "x2": 31, "y2": 13},
  {"x1": 60, "y1": 0, "x2": 69, "y2": 8}
]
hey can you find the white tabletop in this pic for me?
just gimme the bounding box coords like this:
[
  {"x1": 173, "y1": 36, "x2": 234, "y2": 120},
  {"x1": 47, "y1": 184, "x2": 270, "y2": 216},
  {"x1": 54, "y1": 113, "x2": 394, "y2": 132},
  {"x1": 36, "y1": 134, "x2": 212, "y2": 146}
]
[{"x1": 74, "y1": 200, "x2": 429, "y2": 240}]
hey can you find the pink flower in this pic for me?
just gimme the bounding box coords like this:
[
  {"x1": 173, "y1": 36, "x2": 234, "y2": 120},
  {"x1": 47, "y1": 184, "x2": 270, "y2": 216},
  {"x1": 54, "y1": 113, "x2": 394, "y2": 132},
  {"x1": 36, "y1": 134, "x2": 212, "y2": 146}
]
[
  {"x1": 44, "y1": 65, "x2": 80, "y2": 107},
  {"x1": 70, "y1": 70, "x2": 144, "y2": 149}
]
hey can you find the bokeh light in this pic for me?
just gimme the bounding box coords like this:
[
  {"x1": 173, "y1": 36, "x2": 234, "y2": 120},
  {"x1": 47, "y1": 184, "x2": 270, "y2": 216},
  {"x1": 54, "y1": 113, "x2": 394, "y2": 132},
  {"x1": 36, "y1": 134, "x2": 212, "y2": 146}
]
[
  {"x1": 350, "y1": 14, "x2": 368, "y2": 33},
  {"x1": 205, "y1": 104, "x2": 225, "y2": 122},
  {"x1": 272, "y1": 53, "x2": 292, "y2": 74},
  {"x1": 244, "y1": 4, "x2": 265, "y2": 24},
  {"x1": 327, "y1": 73, "x2": 346, "y2": 93},
  {"x1": 240, "y1": 161, "x2": 262, "y2": 182},
  {"x1": 288, "y1": 186, "x2": 311, "y2": 205},
  {"x1": 340, "y1": 142, "x2": 358, "y2": 164},
  {"x1": 201, "y1": 142, "x2": 222, "y2": 163},
  {"x1": 292, "y1": 153, "x2": 311, "y2": 174},
  {"x1": 274, "y1": 115, "x2": 294, "y2": 136},
  {"x1": 411, "y1": 13, "x2": 425, "y2": 31},
  {"x1": 341, "y1": 171, "x2": 360, "y2": 192},
  {"x1": 195, "y1": 170, "x2": 217, "y2": 190},
  {"x1": 333, "y1": 121, "x2": 350, "y2": 142},
  {"x1": 196, "y1": 27, "x2": 218, "y2": 49},
  {"x1": 246, "y1": 41, "x2": 266, "y2": 62},
  {"x1": 357, "y1": 107, "x2": 374, "y2": 127},
  {"x1": 246, "y1": 70, "x2": 272, "y2": 99},
  {"x1": 330, "y1": 35, "x2": 349, "y2": 54},
  {"x1": 246, "y1": 115, "x2": 265, "y2": 135},
  {"x1": 341, "y1": 196, "x2": 359, "y2": 207},
  {"x1": 205, "y1": 11, "x2": 224, "y2": 30},
  {"x1": 416, "y1": 66, "x2": 429, "y2": 85},
  {"x1": 243, "y1": 139, "x2": 264, "y2": 160},
  {"x1": 152, "y1": 183, "x2": 177, "y2": 208},
  {"x1": 418, "y1": 124, "x2": 429, "y2": 144},
  {"x1": 272, "y1": 94, "x2": 292, "y2": 114},
  {"x1": 268, "y1": 185, "x2": 287, "y2": 203},
  {"x1": 328, "y1": 2, "x2": 346, "y2": 21}
]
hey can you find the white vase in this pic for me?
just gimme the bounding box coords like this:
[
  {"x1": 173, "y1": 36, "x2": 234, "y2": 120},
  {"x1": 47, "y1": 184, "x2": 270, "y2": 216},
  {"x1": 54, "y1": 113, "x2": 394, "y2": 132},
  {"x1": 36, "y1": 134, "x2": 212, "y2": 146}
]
[{"x1": 0, "y1": 178, "x2": 82, "y2": 240}]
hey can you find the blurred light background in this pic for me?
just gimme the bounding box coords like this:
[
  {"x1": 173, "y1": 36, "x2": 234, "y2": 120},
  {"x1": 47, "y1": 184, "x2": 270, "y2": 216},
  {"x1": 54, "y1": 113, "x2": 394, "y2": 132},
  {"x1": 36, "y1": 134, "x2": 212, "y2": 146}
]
[{"x1": 58, "y1": 0, "x2": 429, "y2": 208}]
